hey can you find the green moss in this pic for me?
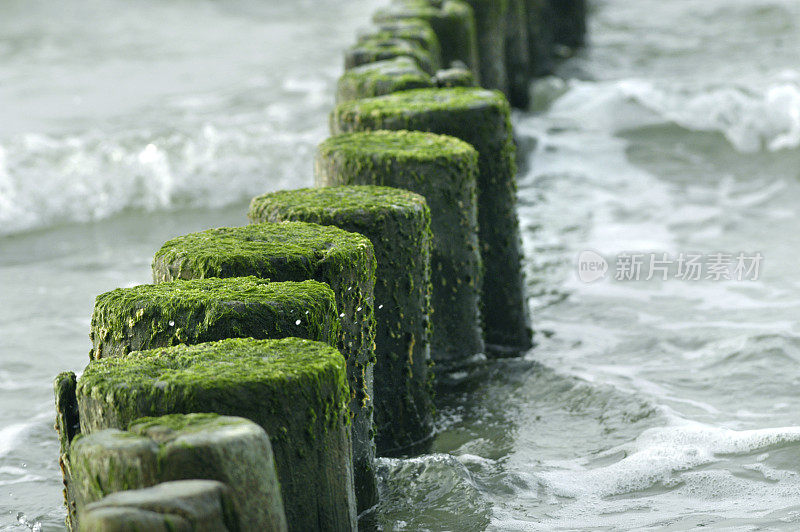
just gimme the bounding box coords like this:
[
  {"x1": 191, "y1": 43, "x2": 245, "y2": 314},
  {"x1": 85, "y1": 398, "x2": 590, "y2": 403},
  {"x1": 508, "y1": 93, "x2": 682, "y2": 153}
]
[
  {"x1": 127, "y1": 413, "x2": 239, "y2": 436},
  {"x1": 76, "y1": 338, "x2": 354, "y2": 531},
  {"x1": 332, "y1": 86, "x2": 508, "y2": 126},
  {"x1": 463, "y1": 0, "x2": 510, "y2": 94},
  {"x1": 78, "y1": 338, "x2": 348, "y2": 423},
  {"x1": 375, "y1": 17, "x2": 435, "y2": 31},
  {"x1": 336, "y1": 57, "x2": 434, "y2": 103},
  {"x1": 249, "y1": 185, "x2": 436, "y2": 455},
  {"x1": 68, "y1": 414, "x2": 289, "y2": 532},
  {"x1": 68, "y1": 429, "x2": 160, "y2": 515},
  {"x1": 90, "y1": 277, "x2": 339, "y2": 360},
  {"x1": 358, "y1": 24, "x2": 441, "y2": 67},
  {"x1": 153, "y1": 222, "x2": 372, "y2": 285},
  {"x1": 249, "y1": 186, "x2": 429, "y2": 231},
  {"x1": 436, "y1": 66, "x2": 476, "y2": 87},
  {"x1": 345, "y1": 36, "x2": 437, "y2": 74},
  {"x1": 331, "y1": 87, "x2": 532, "y2": 355},
  {"x1": 313, "y1": 131, "x2": 484, "y2": 362},
  {"x1": 151, "y1": 221, "x2": 378, "y2": 513},
  {"x1": 129, "y1": 414, "x2": 287, "y2": 531},
  {"x1": 317, "y1": 129, "x2": 475, "y2": 165},
  {"x1": 373, "y1": 0, "x2": 480, "y2": 80},
  {"x1": 360, "y1": 27, "x2": 439, "y2": 55},
  {"x1": 504, "y1": 0, "x2": 533, "y2": 108},
  {"x1": 372, "y1": 17, "x2": 440, "y2": 50},
  {"x1": 436, "y1": 67, "x2": 477, "y2": 89}
]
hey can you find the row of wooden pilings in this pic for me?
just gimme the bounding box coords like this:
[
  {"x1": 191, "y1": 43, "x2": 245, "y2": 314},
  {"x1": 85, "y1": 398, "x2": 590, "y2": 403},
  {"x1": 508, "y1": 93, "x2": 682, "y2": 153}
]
[{"x1": 53, "y1": 1, "x2": 586, "y2": 530}]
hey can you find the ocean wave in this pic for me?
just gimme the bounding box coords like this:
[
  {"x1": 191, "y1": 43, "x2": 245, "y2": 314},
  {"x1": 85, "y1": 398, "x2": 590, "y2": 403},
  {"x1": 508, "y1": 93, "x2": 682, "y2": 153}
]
[
  {"x1": 546, "y1": 74, "x2": 800, "y2": 153},
  {"x1": 0, "y1": 119, "x2": 325, "y2": 237},
  {"x1": 538, "y1": 420, "x2": 800, "y2": 500},
  {"x1": 0, "y1": 421, "x2": 36, "y2": 459},
  {"x1": 368, "y1": 454, "x2": 492, "y2": 530}
]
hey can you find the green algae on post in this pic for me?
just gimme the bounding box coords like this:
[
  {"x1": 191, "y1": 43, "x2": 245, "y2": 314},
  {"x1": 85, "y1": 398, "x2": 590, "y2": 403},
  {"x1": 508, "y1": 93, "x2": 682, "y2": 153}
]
[
  {"x1": 131, "y1": 415, "x2": 286, "y2": 532},
  {"x1": 152, "y1": 222, "x2": 378, "y2": 513},
  {"x1": 332, "y1": 88, "x2": 532, "y2": 356},
  {"x1": 249, "y1": 185, "x2": 436, "y2": 455},
  {"x1": 435, "y1": 65, "x2": 476, "y2": 88},
  {"x1": 505, "y1": 0, "x2": 532, "y2": 108},
  {"x1": 65, "y1": 429, "x2": 159, "y2": 531},
  {"x1": 89, "y1": 276, "x2": 339, "y2": 360},
  {"x1": 65, "y1": 414, "x2": 286, "y2": 532},
  {"x1": 345, "y1": 36, "x2": 436, "y2": 75},
  {"x1": 75, "y1": 338, "x2": 356, "y2": 532},
  {"x1": 358, "y1": 20, "x2": 442, "y2": 67},
  {"x1": 78, "y1": 480, "x2": 238, "y2": 532},
  {"x1": 314, "y1": 131, "x2": 484, "y2": 363},
  {"x1": 373, "y1": 0, "x2": 479, "y2": 81},
  {"x1": 336, "y1": 57, "x2": 434, "y2": 104},
  {"x1": 463, "y1": 0, "x2": 509, "y2": 95}
]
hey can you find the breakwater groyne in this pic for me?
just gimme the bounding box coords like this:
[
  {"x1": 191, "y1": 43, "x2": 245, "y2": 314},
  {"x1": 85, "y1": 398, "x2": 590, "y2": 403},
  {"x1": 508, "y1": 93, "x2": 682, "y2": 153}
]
[{"x1": 53, "y1": 1, "x2": 587, "y2": 530}]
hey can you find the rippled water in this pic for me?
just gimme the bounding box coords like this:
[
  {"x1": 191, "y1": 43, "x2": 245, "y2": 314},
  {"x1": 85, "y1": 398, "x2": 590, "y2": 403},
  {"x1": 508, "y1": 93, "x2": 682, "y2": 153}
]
[{"x1": 3, "y1": 0, "x2": 800, "y2": 530}]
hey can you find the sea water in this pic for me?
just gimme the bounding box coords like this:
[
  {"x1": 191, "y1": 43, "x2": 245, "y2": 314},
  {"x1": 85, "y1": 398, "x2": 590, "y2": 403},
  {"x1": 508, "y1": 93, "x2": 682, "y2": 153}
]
[{"x1": 3, "y1": 0, "x2": 800, "y2": 530}]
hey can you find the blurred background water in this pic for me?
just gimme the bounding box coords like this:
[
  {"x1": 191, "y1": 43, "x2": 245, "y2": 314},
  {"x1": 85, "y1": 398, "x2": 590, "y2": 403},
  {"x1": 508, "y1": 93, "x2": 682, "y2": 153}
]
[{"x1": 2, "y1": 0, "x2": 800, "y2": 530}]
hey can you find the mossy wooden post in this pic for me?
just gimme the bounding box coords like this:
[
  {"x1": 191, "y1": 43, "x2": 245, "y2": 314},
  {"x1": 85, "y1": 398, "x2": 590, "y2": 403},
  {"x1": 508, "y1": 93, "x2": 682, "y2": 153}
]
[
  {"x1": 463, "y1": 0, "x2": 509, "y2": 95},
  {"x1": 63, "y1": 428, "x2": 158, "y2": 530},
  {"x1": 373, "y1": 0, "x2": 479, "y2": 82},
  {"x1": 526, "y1": 0, "x2": 554, "y2": 76},
  {"x1": 332, "y1": 88, "x2": 532, "y2": 356},
  {"x1": 89, "y1": 277, "x2": 339, "y2": 360},
  {"x1": 65, "y1": 414, "x2": 286, "y2": 532},
  {"x1": 78, "y1": 480, "x2": 238, "y2": 532},
  {"x1": 73, "y1": 338, "x2": 357, "y2": 532},
  {"x1": 505, "y1": 0, "x2": 532, "y2": 108},
  {"x1": 55, "y1": 371, "x2": 80, "y2": 456},
  {"x1": 55, "y1": 371, "x2": 82, "y2": 529},
  {"x1": 337, "y1": 57, "x2": 434, "y2": 104},
  {"x1": 345, "y1": 37, "x2": 436, "y2": 75},
  {"x1": 435, "y1": 66, "x2": 475, "y2": 88},
  {"x1": 358, "y1": 20, "x2": 442, "y2": 68},
  {"x1": 547, "y1": 0, "x2": 586, "y2": 49},
  {"x1": 131, "y1": 415, "x2": 285, "y2": 532},
  {"x1": 151, "y1": 222, "x2": 378, "y2": 513},
  {"x1": 313, "y1": 131, "x2": 484, "y2": 362},
  {"x1": 249, "y1": 186, "x2": 435, "y2": 456}
]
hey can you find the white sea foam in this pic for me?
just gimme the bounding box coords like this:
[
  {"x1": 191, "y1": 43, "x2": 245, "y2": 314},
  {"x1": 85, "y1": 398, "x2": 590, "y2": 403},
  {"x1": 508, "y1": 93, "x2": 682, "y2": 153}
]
[
  {"x1": 0, "y1": 0, "x2": 381, "y2": 238},
  {"x1": 546, "y1": 76, "x2": 800, "y2": 153},
  {"x1": 0, "y1": 115, "x2": 328, "y2": 237},
  {"x1": 539, "y1": 420, "x2": 800, "y2": 498},
  {"x1": 0, "y1": 422, "x2": 34, "y2": 459}
]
